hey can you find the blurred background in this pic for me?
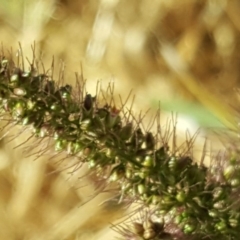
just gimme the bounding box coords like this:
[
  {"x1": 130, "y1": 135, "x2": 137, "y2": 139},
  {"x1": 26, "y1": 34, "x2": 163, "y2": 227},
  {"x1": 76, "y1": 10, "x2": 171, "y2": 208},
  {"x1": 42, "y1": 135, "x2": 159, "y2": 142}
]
[{"x1": 0, "y1": 0, "x2": 240, "y2": 239}]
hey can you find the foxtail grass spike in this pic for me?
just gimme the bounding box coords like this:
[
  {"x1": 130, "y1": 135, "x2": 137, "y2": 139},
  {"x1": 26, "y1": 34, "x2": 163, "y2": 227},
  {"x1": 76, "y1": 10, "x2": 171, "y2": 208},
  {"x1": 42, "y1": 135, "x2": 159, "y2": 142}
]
[{"x1": 0, "y1": 50, "x2": 240, "y2": 240}]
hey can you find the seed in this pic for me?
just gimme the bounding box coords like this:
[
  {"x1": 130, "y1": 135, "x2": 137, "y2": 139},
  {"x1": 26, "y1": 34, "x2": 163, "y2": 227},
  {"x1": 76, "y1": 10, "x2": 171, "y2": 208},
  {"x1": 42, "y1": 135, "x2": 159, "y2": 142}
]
[
  {"x1": 13, "y1": 101, "x2": 26, "y2": 118},
  {"x1": 229, "y1": 217, "x2": 238, "y2": 228},
  {"x1": 215, "y1": 221, "x2": 227, "y2": 231},
  {"x1": 208, "y1": 209, "x2": 218, "y2": 218},
  {"x1": 151, "y1": 195, "x2": 161, "y2": 205},
  {"x1": 14, "y1": 87, "x2": 27, "y2": 96},
  {"x1": 184, "y1": 223, "x2": 195, "y2": 234},
  {"x1": 80, "y1": 119, "x2": 91, "y2": 130},
  {"x1": 143, "y1": 228, "x2": 156, "y2": 239},
  {"x1": 22, "y1": 116, "x2": 30, "y2": 125},
  {"x1": 137, "y1": 169, "x2": 149, "y2": 179},
  {"x1": 176, "y1": 190, "x2": 186, "y2": 203},
  {"x1": 88, "y1": 159, "x2": 96, "y2": 168},
  {"x1": 213, "y1": 200, "x2": 225, "y2": 210},
  {"x1": 142, "y1": 155, "x2": 153, "y2": 167},
  {"x1": 230, "y1": 178, "x2": 240, "y2": 187},
  {"x1": 110, "y1": 166, "x2": 124, "y2": 182},
  {"x1": 27, "y1": 100, "x2": 35, "y2": 110},
  {"x1": 119, "y1": 123, "x2": 132, "y2": 140},
  {"x1": 51, "y1": 103, "x2": 61, "y2": 112},
  {"x1": 174, "y1": 215, "x2": 183, "y2": 224},
  {"x1": 224, "y1": 165, "x2": 235, "y2": 180},
  {"x1": 212, "y1": 187, "x2": 224, "y2": 200},
  {"x1": 137, "y1": 184, "x2": 146, "y2": 195},
  {"x1": 168, "y1": 156, "x2": 177, "y2": 171},
  {"x1": 55, "y1": 139, "x2": 67, "y2": 151},
  {"x1": 10, "y1": 74, "x2": 19, "y2": 85},
  {"x1": 125, "y1": 168, "x2": 132, "y2": 179}
]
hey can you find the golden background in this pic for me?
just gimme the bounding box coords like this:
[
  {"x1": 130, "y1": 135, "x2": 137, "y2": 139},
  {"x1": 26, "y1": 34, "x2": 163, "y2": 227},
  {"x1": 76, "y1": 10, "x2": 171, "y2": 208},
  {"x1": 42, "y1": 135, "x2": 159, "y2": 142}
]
[{"x1": 0, "y1": 0, "x2": 240, "y2": 239}]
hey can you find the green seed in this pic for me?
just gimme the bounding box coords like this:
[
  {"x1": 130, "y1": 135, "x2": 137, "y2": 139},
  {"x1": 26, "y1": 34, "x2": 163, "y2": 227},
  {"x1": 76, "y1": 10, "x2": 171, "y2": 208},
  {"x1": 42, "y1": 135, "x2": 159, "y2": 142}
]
[
  {"x1": 137, "y1": 184, "x2": 146, "y2": 195},
  {"x1": 110, "y1": 166, "x2": 124, "y2": 182},
  {"x1": 161, "y1": 196, "x2": 174, "y2": 208},
  {"x1": 88, "y1": 159, "x2": 96, "y2": 168},
  {"x1": 27, "y1": 100, "x2": 35, "y2": 110},
  {"x1": 74, "y1": 142, "x2": 83, "y2": 154},
  {"x1": 212, "y1": 187, "x2": 224, "y2": 200},
  {"x1": 168, "y1": 156, "x2": 177, "y2": 171},
  {"x1": 10, "y1": 74, "x2": 19, "y2": 85},
  {"x1": 215, "y1": 221, "x2": 227, "y2": 231},
  {"x1": 230, "y1": 178, "x2": 240, "y2": 187},
  {"x1": 151, "y1": 195, "x2": 161, "y2": 205},
  {"x1": 50, "y1": 103, "x2": 61, "y2": 112},
  {"x1": 22, "y1": 116, "x2": 30, "y2": 125},
  {"x1": 224, "y1": 165, "x2": 235, "y2": 180},
  {"x1": 176, "y1": 191, "x2": 186, "y2": 203},
  {"x1": 125, "y1": 168, "x2": 132, "y2": 179},
  {"x1": 181, "y1": 211, "x2": 189, "y2": 218},
  {"x1": 137, "y1": 169, "x2": 149, "y2": 179},
  {"x1": 13, "y1": 101, "x2": 26, "y2": 118},
  {"x1": 142, "y1": 155, "x2": 153, "y2": 167},
  {"x1": 229, "y1": 217, "x2": 238, "y2": 228},
  {"x1": 208, "y1": 209, "x2": 218, "y2": 218},
  {"x1": 55, "y1": 139, "x2": 67, "y2": 151},
  {"x1": 174, "y1": 215, "x2": 183, "y2": 224},
  {"x1": 184, "y1": 223, "x2": 195, "y2": 234},
  {"x1": 80, "y1": 119, "x2": 91, "y2": 130}
]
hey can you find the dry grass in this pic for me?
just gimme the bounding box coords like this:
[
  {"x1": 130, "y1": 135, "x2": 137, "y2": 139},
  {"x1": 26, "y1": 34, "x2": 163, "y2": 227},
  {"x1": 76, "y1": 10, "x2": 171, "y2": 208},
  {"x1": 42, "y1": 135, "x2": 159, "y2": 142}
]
[{"x1": 0, "y1": 0, "x2": 240, "y2": 239}]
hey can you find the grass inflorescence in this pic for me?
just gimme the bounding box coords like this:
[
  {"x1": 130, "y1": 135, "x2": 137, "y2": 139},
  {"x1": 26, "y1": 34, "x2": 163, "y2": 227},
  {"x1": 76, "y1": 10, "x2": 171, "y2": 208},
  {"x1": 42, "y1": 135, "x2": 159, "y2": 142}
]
[{"x1": 0, "y1": 48, "x2": 240, "y2": 240}]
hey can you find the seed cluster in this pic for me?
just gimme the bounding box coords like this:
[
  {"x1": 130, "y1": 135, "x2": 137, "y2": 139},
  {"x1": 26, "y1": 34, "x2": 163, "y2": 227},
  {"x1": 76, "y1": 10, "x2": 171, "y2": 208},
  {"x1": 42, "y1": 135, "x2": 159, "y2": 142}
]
[
  {"x1": 1, "y1": 56, "x2": 240, "y2": 239},
  {"x1": 114, "y1": 216, "x2": 175, "y2": 240}
]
